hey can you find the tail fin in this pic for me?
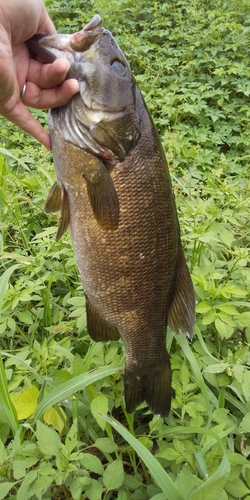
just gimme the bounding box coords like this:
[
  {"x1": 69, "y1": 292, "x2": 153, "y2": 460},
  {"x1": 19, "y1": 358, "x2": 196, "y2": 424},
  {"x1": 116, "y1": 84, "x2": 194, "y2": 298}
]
[{"x1": 124, "y1": 357, "x2": 172, "y2": 417}]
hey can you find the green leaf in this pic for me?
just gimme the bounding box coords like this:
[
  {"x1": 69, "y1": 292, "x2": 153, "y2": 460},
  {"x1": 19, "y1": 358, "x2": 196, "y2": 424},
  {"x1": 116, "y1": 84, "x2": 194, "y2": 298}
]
[
  {"x1": 239, "y1": 413, "x2": 250, "y2": 434},
  {"x1": 11, "y1": 385, "x2": 39, "y2": 420},
  {"x1": 0, "y1": 264, "x2": 20, "y2": 316},
  {"x1": 70, "y1": 481, "x2": 83, "y2": 500},
  {"x1": 17, "y1": 470, "x2": 37, "y2": 500},
  {"x1": 36, "y1": 421, "x2": 61, "y2": 456},
  {"x1": 238, "y1": 312, "x2": 250, "y2": 327},
  {"x1": 103, "y1": 459, "x2": 124, "y2": 492},
  {"x1": 221, "y1": 285, "x2": 248, "y2": 298},
  {"x1": 80, "y1": 453, "x2": 104, "y2": 475},
  {"x1": 196, "y1": 302, "x2": 212, "y2": 314},
  {"x1": 190, "y1": 477, "x2": 228, "y2": 500},
  {"x1": 69, "y1": 307, "x2": 86, "y2": 317},
  {"x1": 175, "y1": 466, "x2": 196, "y2": 498},
  {"x1": 16, "y1": 310, "x2": 33, "y2": 325},
  {"x1": 27, "y1": 476, "x2": 54, "y2": 499},
  {"x1": 91, "y1": 394, "x2": 109, "y2": 431},
  {"x1": 43, "y1": 406, "x2": 67, "y2": 434},
  {"x1": 215, "y1": 318, "x2": 234, "y2": 339},
  {"x1": 216, "y1": 304, "x2": 239, "y2": 315},
  {"x1": 242, "y1": 371, "x2": 250, "y2": 401},
  {"x1": 94, "y1": 437, "x2": 118, "y2": 454},
  {"x1": 65, "y1": 419, "x2": 78, "y2": 454},
  {"x1": 232, "y1": 364, "x2": 244, "y2": 383},
  {"x1": 118, "y1": 491, "x2": 131, "y2": 500},
  {"x1": 225, "y1": 478, "x2": 250, "y2": 498},
  {"x1": 179, "y1": 362, "x2": 190, "y2": 386},
  {"x1": 201, "y1": 309, "x2": 215, "y2": 325},
  {"x1": 203, "y1": 363, "x2": 229, "y2": 374},
  {"x1": 85, "y1": 479, "x2": 103, "y2": 500},
  {"x1": 156, "y1": 447, "x2": 180, "y2": 461},
  {"x1": 0, "y1": 483, "x2": 16, "y2": 500}
]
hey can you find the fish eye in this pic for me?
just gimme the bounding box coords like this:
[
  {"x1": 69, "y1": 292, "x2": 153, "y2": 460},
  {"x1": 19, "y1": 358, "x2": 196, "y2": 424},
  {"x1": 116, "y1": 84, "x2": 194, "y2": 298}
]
[{"x1": 111, "y1": 59, "x2": 127, "y2": 76}]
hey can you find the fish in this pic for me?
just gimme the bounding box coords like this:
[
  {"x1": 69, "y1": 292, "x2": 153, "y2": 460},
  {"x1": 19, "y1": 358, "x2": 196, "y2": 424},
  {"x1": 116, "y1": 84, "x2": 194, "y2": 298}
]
[{"x1": 27, "y1": 14, "x2": 195, "y2": 417}]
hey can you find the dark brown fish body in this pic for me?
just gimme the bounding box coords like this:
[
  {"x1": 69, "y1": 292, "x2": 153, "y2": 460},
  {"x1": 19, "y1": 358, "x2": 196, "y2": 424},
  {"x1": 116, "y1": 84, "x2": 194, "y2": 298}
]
[{"x1": 28, "y1": 15, "x2": 195, "y2": 416}]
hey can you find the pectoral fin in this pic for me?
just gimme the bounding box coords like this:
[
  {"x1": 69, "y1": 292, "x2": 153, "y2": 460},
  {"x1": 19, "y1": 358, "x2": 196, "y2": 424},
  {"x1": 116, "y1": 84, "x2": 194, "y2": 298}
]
[
  {"x1": 86, "y1": 295, "x2": 120, "y2": 341},
  {"x1": 44, "y1": 182, "x2": 70, "y2": 241},
  {"x1": 44, "y1": 182, "x2": 62, "y2": 213},
  {"x1": 56, "y1": 187, "x2": 70, "y2": 241},
  {"x1": 168, "y1": 247, "x2": 195, "y2": 339},
  {"x1": 84, "y1": 160, "x2": 119, "y2": 231}
]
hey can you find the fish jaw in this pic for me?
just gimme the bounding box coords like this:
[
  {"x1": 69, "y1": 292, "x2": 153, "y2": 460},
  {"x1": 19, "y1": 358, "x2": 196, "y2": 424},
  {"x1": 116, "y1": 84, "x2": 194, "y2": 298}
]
[
  {"x1": 27, "y1": 15, "x2": 140, "y2": 160},
  {"x1": 26, "y1": 14, "x2": 130, "y2": 90},
  {"x1": 27, "y1": 14, "x2": 103, "y2": 66}
]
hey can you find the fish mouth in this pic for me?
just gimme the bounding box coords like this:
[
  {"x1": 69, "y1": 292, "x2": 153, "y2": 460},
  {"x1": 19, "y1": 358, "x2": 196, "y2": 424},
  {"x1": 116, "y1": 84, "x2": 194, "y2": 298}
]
[{"x1": 27, "y1": 14, "x2": 103, "y2": 64}]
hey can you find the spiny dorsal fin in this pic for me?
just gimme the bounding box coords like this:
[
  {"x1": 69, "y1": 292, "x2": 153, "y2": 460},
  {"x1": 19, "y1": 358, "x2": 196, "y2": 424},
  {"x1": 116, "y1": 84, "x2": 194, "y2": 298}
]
[{"x1": 168, "y1": 247, "x2": 195, "y2": 339}]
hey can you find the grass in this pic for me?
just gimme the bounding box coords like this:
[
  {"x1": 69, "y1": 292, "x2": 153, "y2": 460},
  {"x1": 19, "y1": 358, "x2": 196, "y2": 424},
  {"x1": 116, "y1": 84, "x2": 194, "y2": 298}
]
[{"x1": 0, "y1": 0, "x2": 250, "y2": 498}]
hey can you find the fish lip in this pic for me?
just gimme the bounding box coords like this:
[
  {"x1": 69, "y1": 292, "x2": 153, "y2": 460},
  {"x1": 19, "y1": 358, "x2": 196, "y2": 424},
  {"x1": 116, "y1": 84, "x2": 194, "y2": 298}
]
[{"x1": 27, "y1": 14, "x2": 103, "y2": 63}]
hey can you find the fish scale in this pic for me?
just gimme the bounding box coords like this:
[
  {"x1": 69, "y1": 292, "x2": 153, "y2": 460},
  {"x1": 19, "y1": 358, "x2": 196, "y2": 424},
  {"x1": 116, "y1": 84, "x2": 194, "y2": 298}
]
[{"x1": 28, "y1": 14, "x2": 195, "y2": 416}]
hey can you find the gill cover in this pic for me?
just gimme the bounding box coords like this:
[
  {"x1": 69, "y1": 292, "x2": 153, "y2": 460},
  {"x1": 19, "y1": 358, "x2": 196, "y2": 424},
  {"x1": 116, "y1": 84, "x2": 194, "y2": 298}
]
[
  {"x1": 28, "y1": 15, "x2": 141, "y2": 231},
  {"x1": 27, "y1": 14, "x2": 140, "y2": 161}
]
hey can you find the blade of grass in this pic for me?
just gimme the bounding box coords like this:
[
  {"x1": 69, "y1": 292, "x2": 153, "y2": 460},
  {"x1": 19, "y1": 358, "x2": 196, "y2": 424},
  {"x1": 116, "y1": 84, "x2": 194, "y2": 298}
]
[
  {"x1": 0, "y1": 264, "x2": 20, "y2": 432},
  {"x1": 0, "y1": 353, "x2": 18, "y2": 432},
  {"x1": 99, "y1": 413, "x2": 185, "y2": 500},
  {"x1": 195, "y1": 328, "x2": 221, "y2": 363},
  {"x1": 33, "y1": 364, "x2": 123, "y2": 422},
  {"x1": 174, "y1": 332, "x2": 213, "y2": 422}
]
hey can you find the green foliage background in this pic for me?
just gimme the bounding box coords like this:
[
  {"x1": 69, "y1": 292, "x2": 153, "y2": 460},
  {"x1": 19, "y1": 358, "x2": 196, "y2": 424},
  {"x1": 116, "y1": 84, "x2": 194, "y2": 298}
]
[{"x1": 0, "y1": 0, "x2": 250, "y2": 498}]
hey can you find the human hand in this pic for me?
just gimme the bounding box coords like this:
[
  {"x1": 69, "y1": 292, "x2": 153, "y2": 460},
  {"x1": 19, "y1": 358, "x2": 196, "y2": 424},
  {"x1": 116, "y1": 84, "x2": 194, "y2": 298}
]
[{"x1": 0, "y1": 0, "x2": 79, "y2": 149}]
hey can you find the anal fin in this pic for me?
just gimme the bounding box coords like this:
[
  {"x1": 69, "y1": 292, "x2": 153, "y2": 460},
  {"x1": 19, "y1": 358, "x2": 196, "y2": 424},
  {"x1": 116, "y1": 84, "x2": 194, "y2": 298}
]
[
  {"x1": 86, "y1": 295, "x2": 120, "y2": 341},
  {"x1": 168, "y1": 247, "x2": 195, "y2": 339}
]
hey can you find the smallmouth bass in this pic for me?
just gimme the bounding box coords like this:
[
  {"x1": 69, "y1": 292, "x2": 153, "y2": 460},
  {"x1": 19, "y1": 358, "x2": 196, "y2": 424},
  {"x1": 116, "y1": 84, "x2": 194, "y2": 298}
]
[{"x1": 28, "y1": 15, "x2": 195, "y2": 416}]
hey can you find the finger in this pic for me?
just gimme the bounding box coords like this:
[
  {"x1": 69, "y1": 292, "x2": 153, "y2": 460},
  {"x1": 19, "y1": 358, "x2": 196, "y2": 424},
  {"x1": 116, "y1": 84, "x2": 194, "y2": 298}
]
[
  {"x1": 22, "y1": 78, "x2": 79, "y2": 109},
  {"x1": 1, "y1": 100, "x2": 52, "y2": 149},
  {"x1": 37, "y1": 2, "x2": 57, "y2": 36},
  {"x1": 27, "y1": 57, "x2": 73, "y2": 89}
]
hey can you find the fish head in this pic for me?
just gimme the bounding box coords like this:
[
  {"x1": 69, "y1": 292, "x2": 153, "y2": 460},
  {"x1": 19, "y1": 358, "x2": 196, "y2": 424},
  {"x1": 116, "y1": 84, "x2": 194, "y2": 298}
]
[{"x1": 28, "y1": 15, "x2": 140, "y2": 161}]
